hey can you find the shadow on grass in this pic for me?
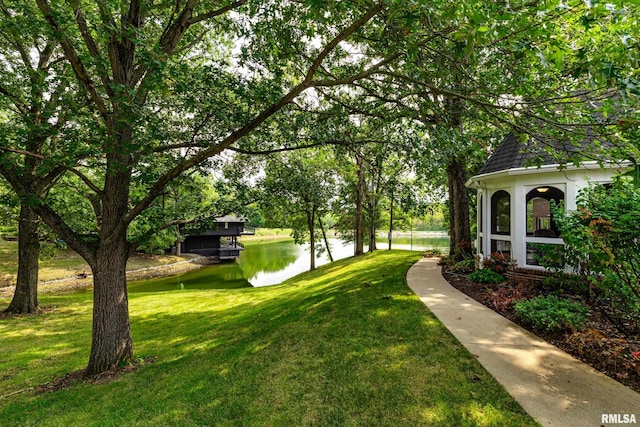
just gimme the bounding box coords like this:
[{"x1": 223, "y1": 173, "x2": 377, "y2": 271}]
[{"x1": 0, "y1": 251, "x2": 536, "y2": 426}]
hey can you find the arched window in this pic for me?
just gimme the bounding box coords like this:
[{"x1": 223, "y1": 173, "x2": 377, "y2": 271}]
[
  {"x1": 491, "y1": 190, "x2": 510, "y2": 235},
  {"x1": 526, "y1": 186, "x2": 564, "y2": 237}
]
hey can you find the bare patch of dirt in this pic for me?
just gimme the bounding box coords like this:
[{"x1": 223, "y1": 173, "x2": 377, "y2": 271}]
[{"x1": 442, "y1": 269, "x2": 640, "y2": 394}]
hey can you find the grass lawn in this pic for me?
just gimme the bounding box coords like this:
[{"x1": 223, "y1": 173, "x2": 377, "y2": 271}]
[
  {"x1": 238, "y1": 227, "x2": 294, "y2": 243},
  {"x1": 0, "y1": 251, "x2": 537, "y2": 426}
]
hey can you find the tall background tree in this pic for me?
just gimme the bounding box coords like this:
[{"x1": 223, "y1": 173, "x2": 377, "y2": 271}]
[
  {"x1": 0, "y1": 1, "x2": 82, "y2": 313},
  {"x1": 261, "y1": 148, "x2": 336, "y2": 270},
  {"x1": 312, "y1": 0, "x2": 640, "y2": 258}
]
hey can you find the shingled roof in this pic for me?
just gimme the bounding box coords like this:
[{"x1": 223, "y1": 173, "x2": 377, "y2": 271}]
[{"x1": 476, "y1": 131, "x2": 602, "y2": 176}]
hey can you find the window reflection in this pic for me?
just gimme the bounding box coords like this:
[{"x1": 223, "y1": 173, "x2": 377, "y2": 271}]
[
  {"x1": 526, "y1": 186, "x2": 564, "y2": 238},
  {"x1": 491, "y1": 190, "x2": 510, "y2": 235}
]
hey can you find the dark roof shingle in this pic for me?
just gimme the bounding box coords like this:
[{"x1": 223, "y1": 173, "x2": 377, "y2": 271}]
[{"x1": 477, "y1": 131, "x2": 603, "y2": 175}]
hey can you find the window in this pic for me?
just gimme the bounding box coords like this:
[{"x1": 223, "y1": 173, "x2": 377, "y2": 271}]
[
  {"x1": 491, "y1": 239, "x2": 511, "y2": 254},
  {"x1": 478, "y1": 194, "x2": 483, "y2": 233},
  {"x1": 491, "y1": 190, "x2": 510, "y2": 235},
  {"x1": 526, "y1": 186, "x2": 564, "y2": 237}
]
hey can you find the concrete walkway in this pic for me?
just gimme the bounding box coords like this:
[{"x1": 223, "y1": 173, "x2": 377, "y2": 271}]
[{"x1": 406, "y1": 257, "x2": 640, "y2": 427}]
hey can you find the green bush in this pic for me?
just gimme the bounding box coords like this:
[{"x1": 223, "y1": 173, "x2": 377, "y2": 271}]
[
  {"x1": 451, "y1": 258, "x2": 475, "y2": 273},
  {"x1": 482, "y1": 252, "x2": 515, "y2": 274},
  {"x1": 515, "y1": 295, "x2": 589, "y2": 332},
  {"x1": 555, "y1": 179, "x2": 640, "y2": 297},
  {"x1": 552, "y1": 178, "x2": 640, "y2": 332},
  {"x1": 599, "y1": 273, "x2": 640, "y2": 333},
  {"x1": 469, "y1": 269, "x2": 505, "y2": 284},
  {"x1": 542, "y1": 272, "x2": 596, "y2": 301}
]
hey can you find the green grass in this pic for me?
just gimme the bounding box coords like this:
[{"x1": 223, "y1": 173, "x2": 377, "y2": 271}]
[
  {"x1": 239, "y1": 227, "x2": 294, "y2": 243},
  {"x1": 0, "y1": 251, "x2": 537, "y2": 426}
]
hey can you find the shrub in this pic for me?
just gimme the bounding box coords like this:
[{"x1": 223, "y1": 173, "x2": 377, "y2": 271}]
[
  {"x1": 438, "y1": 254, "x2": 456, "y2": 267},
  {"x1": 423, "y1": 248, "x2": 442, "y2": 257},
  {"x1": 482, "y1": 252, "x2": 515, "y2": 274},
  {"x1": 554, "y1": 179, "x2": 640, "y2": 302},
  {"x1": 451, "y1": 258, "x2": 476, "y2": 273},
  {"x1": 543, "y1": 272, "x2": 597, "y2": 301},
  {"x1": 515, "y1": 295, "x2": 589, "y2": 332},
  {"x1": 599, "y1": 273, "x2": 640, "y2": 334},
  {"x1": 488, "y1": 283, "x2": 534, "y2": 314},
  {"x1": 552, "y1": 178, "x2": 640, "y2": 332},
  {"x1": 469, "y1": 269, "x2": 504, "y2": 284},
  {"x1": 529, "y1": 243, "x2": 564, "y2": 272}
]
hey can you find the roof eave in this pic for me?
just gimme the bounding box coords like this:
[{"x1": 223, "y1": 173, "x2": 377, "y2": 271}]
[{"x1": 466, "y1": 160, "x2": 632, "y2": 188}]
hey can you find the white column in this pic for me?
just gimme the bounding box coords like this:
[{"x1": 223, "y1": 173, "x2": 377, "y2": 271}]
[{"x1": 511, "y1": 182, "x2": 526, "y2": 267}]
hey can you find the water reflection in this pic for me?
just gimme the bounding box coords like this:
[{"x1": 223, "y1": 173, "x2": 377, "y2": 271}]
[
  {"x1": 235, "y1": 240, "x2": 299, "y2": 279},
  {"x1": 127, "y1": 234, "x2": 449, "y2": 292},
  {"x1": 240, "y1": 240, "x2": 359, "y2": 287},
  {"x1": 128, "y1": 262, "x2": 251, "y2": 293}
]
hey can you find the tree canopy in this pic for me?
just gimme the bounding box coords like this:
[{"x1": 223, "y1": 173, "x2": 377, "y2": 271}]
[{"x1": 0, "y1": 0, "x2": 638, "y2": 375}]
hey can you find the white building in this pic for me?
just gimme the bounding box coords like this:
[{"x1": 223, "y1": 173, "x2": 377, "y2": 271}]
[{"x1": 466, "y1": 132, "x2": 630, "y2": 270}]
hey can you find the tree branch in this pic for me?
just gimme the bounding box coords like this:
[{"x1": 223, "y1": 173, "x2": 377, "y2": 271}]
[
  {"x1": 0, "y1": 84, "x2": 27, "y2": 115},
  {"x1": 305, "y1": 3, "x2": 384, "y2": 82},
  {"x1": 35, "y1": 0, "x2": 111, "y2": 125},
  {"x1": 129, "y1": 218, "x2": 195, "y2": 252},
  {"x1": 0, "y1": 145, "x2": 103, "y2": 195},
  {"x1": 0, "y1": 163, "x2": 97, "y2": 264},
  {"x1": 125, "y1": 3, "x2": 386, "y2": 225},
  {"x1": 227, "y1": 139, "x2": 353, "y2": 155},
  {"x1": 71, "y1": 1, "x2": 114, "y2": 98},
  {"x1": 187, "y1": 0, "x2": 248, "y2": 26}
]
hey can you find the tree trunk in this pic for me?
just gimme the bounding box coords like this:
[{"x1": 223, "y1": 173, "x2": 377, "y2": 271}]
[
  {"x1": 388, "y1": 192, "x2": 394, "y2": 251},
  {"x1": 85, "y1": 145, "x2": 135, "y2": 376},
  {"x1": 448, "y1": 169, "x2": 456, "y2": 256},
  {"x1": 447, "y1": 157, "x2": 472, "y2": 260},
  {"x1": 175, "y1": 224, "x2": 181, "y2": 256},
  {"x1": 354, "y1": 155, "x2": 365, "y2": 256},
  {"x1": 86, "y1": 235, "x2": 133, "y2": 376},
  {"x1": 318, "y1": 217, "x2": 333, "y2": 262},
  {"x1": 308, "y1": 209, "x2": 316, "y2": 270},
  {"x1": 5, "y1": 205, "x2": 40, "y2": 313},
  {"x1": 444, "y1": 90, "x2": 472, "y2": 260},
  {"x1": 368, "y1": 188, "x2": 377, "y2": 253}
]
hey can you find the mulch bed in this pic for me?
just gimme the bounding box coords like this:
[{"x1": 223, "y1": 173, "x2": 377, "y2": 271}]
[{"x1": 442, "y1": 269, "x2": 640, "y2": 394}]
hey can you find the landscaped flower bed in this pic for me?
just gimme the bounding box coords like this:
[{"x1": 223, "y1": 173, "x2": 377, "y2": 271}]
[{"x1": 442, "y1": 268, "x2": 640, "y2": 394}]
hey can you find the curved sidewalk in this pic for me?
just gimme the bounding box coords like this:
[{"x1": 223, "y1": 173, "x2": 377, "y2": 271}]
[{"x1": 406, "y1": 257, "x2": 639, "y2": 427}]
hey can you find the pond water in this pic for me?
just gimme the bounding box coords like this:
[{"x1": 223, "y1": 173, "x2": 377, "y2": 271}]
[{"x1": 127, "y1": 233, "x2": 449, "y2": 292}]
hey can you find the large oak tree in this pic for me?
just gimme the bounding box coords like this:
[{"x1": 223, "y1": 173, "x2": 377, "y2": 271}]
[{"x1": 0, "y1": 0, "x2": 395, "y2": 375}]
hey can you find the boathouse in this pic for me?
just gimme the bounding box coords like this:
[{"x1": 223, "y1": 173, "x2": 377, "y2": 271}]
[{"x1": 180, "y1": 216, "x2": 254, "y2": 261}]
